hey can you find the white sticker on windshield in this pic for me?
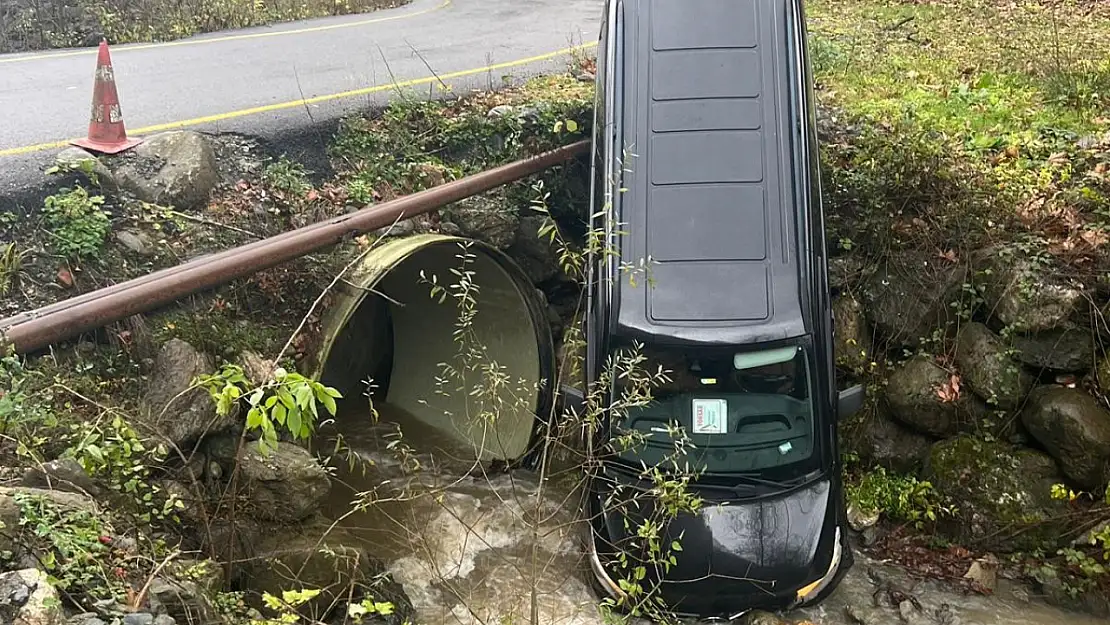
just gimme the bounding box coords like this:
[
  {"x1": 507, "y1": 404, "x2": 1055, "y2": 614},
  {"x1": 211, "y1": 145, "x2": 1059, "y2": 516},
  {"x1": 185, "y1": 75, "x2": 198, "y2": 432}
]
[{"x1": 692, "y1": 399, "x2": 728, "y2": 434}]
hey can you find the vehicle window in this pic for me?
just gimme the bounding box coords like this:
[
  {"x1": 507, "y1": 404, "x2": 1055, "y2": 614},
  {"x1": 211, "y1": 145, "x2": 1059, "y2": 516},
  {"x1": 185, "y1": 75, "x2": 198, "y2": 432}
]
[{"x1": 610, "y1": 342, "x2": 818, "y2": 481}]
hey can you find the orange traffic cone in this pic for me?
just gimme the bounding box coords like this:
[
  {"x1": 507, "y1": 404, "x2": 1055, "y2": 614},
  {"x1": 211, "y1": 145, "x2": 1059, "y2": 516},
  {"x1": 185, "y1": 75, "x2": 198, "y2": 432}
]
[{"x1": 72, "y1": 40, "x2": 142, "y2": 154}]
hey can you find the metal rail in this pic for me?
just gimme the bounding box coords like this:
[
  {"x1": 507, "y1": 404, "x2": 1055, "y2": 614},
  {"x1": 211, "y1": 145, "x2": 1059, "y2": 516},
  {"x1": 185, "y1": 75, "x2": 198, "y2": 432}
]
[{"x1": 1, "y1": 140, "x2": 590, "y2": 354}]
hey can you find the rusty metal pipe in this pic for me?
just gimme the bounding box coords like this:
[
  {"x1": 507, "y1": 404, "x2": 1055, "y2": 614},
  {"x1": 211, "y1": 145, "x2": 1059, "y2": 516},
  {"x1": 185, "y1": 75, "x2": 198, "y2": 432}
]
[{"x1": 2, "y1": 140, "x2": 588, "y2": 354}]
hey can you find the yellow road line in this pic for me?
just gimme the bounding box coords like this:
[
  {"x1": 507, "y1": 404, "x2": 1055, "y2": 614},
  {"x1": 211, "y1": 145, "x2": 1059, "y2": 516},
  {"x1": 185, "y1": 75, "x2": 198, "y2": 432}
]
[
  {"x1": 0, "y1": 0, "x2": 451, "y2": 65},
  {"x1": 0, "y1": 41, "x2": 598, "y2": 159}
]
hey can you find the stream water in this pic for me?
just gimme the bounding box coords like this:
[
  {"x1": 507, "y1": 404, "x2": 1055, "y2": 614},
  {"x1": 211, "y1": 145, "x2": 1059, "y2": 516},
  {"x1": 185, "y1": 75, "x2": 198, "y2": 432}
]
[{"x1": 318, "y1": 405, "x2": 1106, "y2": 625}]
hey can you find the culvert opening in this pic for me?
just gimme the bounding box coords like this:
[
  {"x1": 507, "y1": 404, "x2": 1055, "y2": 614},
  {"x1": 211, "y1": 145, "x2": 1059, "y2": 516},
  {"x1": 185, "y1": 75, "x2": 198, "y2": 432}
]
[{"x1": 314, "y1": 235, "x2": 556, "y2": 463}]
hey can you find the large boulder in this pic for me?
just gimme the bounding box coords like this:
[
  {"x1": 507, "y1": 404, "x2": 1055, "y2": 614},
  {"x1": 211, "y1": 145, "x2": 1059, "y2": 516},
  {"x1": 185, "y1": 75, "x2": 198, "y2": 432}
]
[
  {"x1": 239, "y1": 524, "x2": 412, "y2": 624},
  {"x1": 884, "y1": 355, "x2": 979, "y2": 438},
  {"x1": 114, "y1": 131, "x2": 219, "y2": 209},
  {"x1": 925, "y1": 436, "x2": 1069, "y2": 552},
  {"x1": 1021, "y1": 386, "x2": 1110, "y2": 490},
  {"x1": 506, "y1": 214, "x2": 560, "y2": 284},
  {"x1": 851, "y1": 410, "x2": 933, "y2": 473},
  {"x1": 1012, "y1": 325, "x2": 1094, "y2": 373},
  {"x1": 440, "y1": 195, "x2": 521, "y2": 250},
  {"x1": 980, "y1": 256, "x2": 1084, "y2": 333},
  {"x1": 54, "y1": 147, "x2": 118, "y2": 192},
  {"x1": 237, "y1": 442, "x2": 330, "y2": 524},
  {"x1": 833, "y1": 293, "x2": 872, "y2": 373},
  {"x1": 860, "y1": 255, "x2": 968, "y2": 347},
  {"x1": 20, "y1": 458, "x2": 101, "y2": 497},
  {"x1": 981, "y1": 255, "x2": 1083, "y2": 333},
  {"x1": 955, "y1": 322, "x2": 1034, "y2": 410},
  {"x1": 139, "y1": 339, "x2": 233, "y2": 448},
  {"x1": 0, "y1": 569, "x2": 65, "y2": 625},
  {"x1": 0, "y1": 488, "x2": 97, "y2": 560}
]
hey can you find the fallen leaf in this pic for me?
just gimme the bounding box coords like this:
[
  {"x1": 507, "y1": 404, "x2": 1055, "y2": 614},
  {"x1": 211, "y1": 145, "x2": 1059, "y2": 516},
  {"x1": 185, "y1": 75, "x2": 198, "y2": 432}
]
[{"x1": 306, "y1": 189, "x2": 319, "y2": 202}]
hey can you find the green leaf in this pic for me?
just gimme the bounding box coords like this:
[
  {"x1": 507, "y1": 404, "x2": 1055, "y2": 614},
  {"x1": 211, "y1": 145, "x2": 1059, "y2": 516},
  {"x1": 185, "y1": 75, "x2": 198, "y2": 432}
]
[
  {"x1": 670, "y1": 540, "x2": 682, "y2": 552},
  {"x1": 246, "y1": 407, "x2": 264, "y2": 429},
  {"x1": 566, "y1": 119, "x2": 579, "y2": 133},
  {"x1": 272, "y1": 403, "x2": 287, "y2": 425},
  {"x1": 287, "y1": 409, "x2": 302, "y2": 437}
]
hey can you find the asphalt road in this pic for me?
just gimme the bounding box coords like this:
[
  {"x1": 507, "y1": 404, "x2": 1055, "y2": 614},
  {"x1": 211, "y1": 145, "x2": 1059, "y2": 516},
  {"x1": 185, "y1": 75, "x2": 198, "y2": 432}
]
[{"x1": 0, "y1": 0, "x2": 602, "y2": 202}]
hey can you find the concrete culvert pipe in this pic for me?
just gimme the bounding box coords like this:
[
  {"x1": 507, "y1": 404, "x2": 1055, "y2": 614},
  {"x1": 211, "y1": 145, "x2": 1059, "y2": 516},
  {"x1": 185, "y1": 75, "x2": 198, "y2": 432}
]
[{"x1": 310, "y1": 234, "x2": 556, "y2": 463}]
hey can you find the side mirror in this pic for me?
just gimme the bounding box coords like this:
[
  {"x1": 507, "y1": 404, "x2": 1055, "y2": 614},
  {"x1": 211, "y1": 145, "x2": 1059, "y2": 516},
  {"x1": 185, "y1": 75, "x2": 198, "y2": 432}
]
[
  {"x1": 558, "y1": 385, "x2": 586, "y2": 417},
  {"x1": 837, "y1": 384, "x2": 865, "y2": 418}
]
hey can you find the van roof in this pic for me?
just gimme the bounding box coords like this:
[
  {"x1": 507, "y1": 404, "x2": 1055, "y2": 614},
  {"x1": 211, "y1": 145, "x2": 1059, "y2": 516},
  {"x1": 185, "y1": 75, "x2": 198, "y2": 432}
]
[{"x1": 606, "y1": 0, "x2": 812, "y2": 346}]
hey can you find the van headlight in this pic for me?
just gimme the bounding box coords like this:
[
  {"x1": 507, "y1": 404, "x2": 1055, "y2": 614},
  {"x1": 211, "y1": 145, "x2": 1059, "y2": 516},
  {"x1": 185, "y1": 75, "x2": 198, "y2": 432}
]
[{"x1": 795, "y1": 528, "x2": 842, "y2": 604}]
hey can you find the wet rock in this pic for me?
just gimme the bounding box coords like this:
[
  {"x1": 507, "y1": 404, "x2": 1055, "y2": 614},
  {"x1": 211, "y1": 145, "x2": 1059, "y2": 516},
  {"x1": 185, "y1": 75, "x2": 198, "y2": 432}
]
[
  {"x1": 240, "y1": 526, "x2": 413, "y2": 623},
  {"x1": 115, "y1": 230, "x2": 154, "y2": 256},
  {"x1": 66, "y1": 614, "x2": 107, "y2": 625},
  {"x1": 20, "y1": 457, "x2": 102, "y2": 496},
  {"x1": 834, "y1": 294, "x2": 873, "y2": 372},
  {"x1": 146, "y1": 577, "x2": 217, "y2": 625},
  {"x1": 114, "y1": 131, "x2": 219, "y2": 209},
  {"x1": 506, "y1": 214, "x2": 559, "y2": 284},
  {"x1": 140, "y1": 339, "x2": 232, "y2": 448},
  {"x1": 955, "y1": 323, "x2": 1034, "y2": 410},
  {"x1": 237, "y1": 442, "x2": 330, "y2": 523},
  {"x1": 853, "y1": 408, "x2": 933, "y2": 473},
  {"x1": 1033, "y1": 565, "x2": 1110, "y2": 618},
  {"x1": 441, "y1": 195, "x2": 520, "y2": 250},
  {"x1": 861, "y1": 255, "x2": 968, "y2": 347},
  {"x1": 55, "y1": 147, "x2": 117, "y2": 191},
  {"x1": 981, "y1": 256, "x2": 1084, "y2": 332},
  {"x1": 1011, "y1": 325, "x2": 1094, "y2": 372},
  {"x1": 925, "y1": 436, "x2": 1069, "y2": 552},
  {"x1": 121, "y1": 614, "x2": 153, "y2": 625},
  {"x1": 737, "y1": 611, "x2": 788, "y2": 625},
  {"x1": 0, "y1": 568, "x2": 65, "y2": 625},
  {"x1": 1021, "y1": 386, "x2": 1110, "y2": 490},
  {"x1": 884, "y1": 355, "x2": 972, "y2": 438}
]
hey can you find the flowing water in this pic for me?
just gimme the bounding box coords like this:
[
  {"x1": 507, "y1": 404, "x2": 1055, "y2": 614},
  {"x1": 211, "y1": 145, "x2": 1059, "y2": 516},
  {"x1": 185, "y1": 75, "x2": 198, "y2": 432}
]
[{"x1": 319, "y1": 405, "x2": 1107, "y2": 625}]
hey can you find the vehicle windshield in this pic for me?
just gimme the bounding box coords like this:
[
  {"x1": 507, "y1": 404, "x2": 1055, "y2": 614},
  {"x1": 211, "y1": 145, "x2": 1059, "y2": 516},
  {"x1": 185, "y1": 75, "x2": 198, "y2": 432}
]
[{"x1": 609, "y1": 341, "x2": 820, "y2": 484}]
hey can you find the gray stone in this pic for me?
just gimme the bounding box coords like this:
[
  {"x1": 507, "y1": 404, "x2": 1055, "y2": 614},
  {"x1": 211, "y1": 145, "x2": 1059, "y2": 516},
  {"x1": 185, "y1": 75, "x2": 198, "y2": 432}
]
[
  {"x1": 115, "y1": 230, "x2": 154, "y2": 256},
  {"x1": 20, "y1": 457, "x2": 101, "y2": 496},
  {"x1": 152, "y1": 617, "x2": 176, "y2": 625},
  {"x1": 55, "y1": 147, "x2": 117, "y2": 191},
  {"x1": 955, "y1": 322, "x2": 1034, "y2": 410},
  {"x1": 981, "y1": 256, "x2": 1084, "y2": 333},
  {"x1": 146, "y1": 577, "x2": 216, "y2": 625},
  {"x1": 829, "y1": 254, "x2": 869, "y2": 291},
  {"x1": 737, "y1": 611, "x2": 788, "y2": 625},
  {"x1": 238, "y1": 442, "x2": 330, "y2": 523},
  {"x1": 113, "y1": 131, "x2": 220, "y2": 209},
  {"x1": 441, "y1": 195, "x2": 520, "y2": 250},
  {"x1": 1022, "y1": 386, "x2": 1110, "y2": 490},
  {"x1": 139, "y1": 339, "x2": 233, "y2": 448},
  {"x1": 66, "y1": 615, "x2": 106, "y2": 625},
  {"x1": 122, "y1": 614, "x2": 154, "y2": 625},
  {"x1": 0, "y1": 569, "x2": 65, "y2": 625},
  {"x1": 238, "y1": 350, "x2": 275, "y2": 387},
  {"x1": 487, "y1": 105, "x2": 515, "y2": 118},
  {"x1": 506, "y1": 214, "x2": 560, "y2": 284},
  {"x1": 925, "y1": 436, "x2": 1069, "y2": 553},
  {"x1": 833, "y1": 293, "x2": 872, "y2": 373},
  {"x1": 1012, "y1": 325, "x2": 1094, "y2": 372},
  {"x1": 884, "y1": 355, "x2": 973, "y2": 438},
  {"x1": 852, "y1": 409, "x2": 933, "y2": 473},
  {"x1": 861, "y1": 254, "x2": 968, "y2": 347}
]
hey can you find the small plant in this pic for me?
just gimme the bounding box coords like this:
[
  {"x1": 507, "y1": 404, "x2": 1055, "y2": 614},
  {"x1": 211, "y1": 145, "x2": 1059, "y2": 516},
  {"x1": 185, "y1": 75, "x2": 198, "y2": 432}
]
[
  {"x1": 42, "y1": 186, "x2": 110, "y2": 261},
  {"x1": 346, "y1": 597, "x2": 396, "y2": 623},
  {"x1": 14, "y1": 492, "x2": 128, "y2": 604},
  {"x1": 65, "y1": 414, "x2": 184, "y2": 523},
  {"x1": 847, "y1": 467, "x2": 954, "y2": 528},
  {"x1": 0, "y1": 242, "x2": 28, "y2": 295},
  {"x1": 196, "y1": 363, "x2": 342, "y2": 454},
  {"x1": 252, "y1": 588, "x2": 322, "y2": 624},
  {"x1": 262, "y1": 158, "x2": 313, "y2": 198}
]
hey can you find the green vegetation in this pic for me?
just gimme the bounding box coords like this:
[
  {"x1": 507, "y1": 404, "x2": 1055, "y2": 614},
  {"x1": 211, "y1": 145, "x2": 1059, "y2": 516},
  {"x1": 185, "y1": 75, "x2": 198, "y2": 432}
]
[
  {"x1": 42, "y1": 186, "x2": 111, "y2": 262},
  {"x1": 0, "y1": 0, "x2": 409, "y2": 53}
]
